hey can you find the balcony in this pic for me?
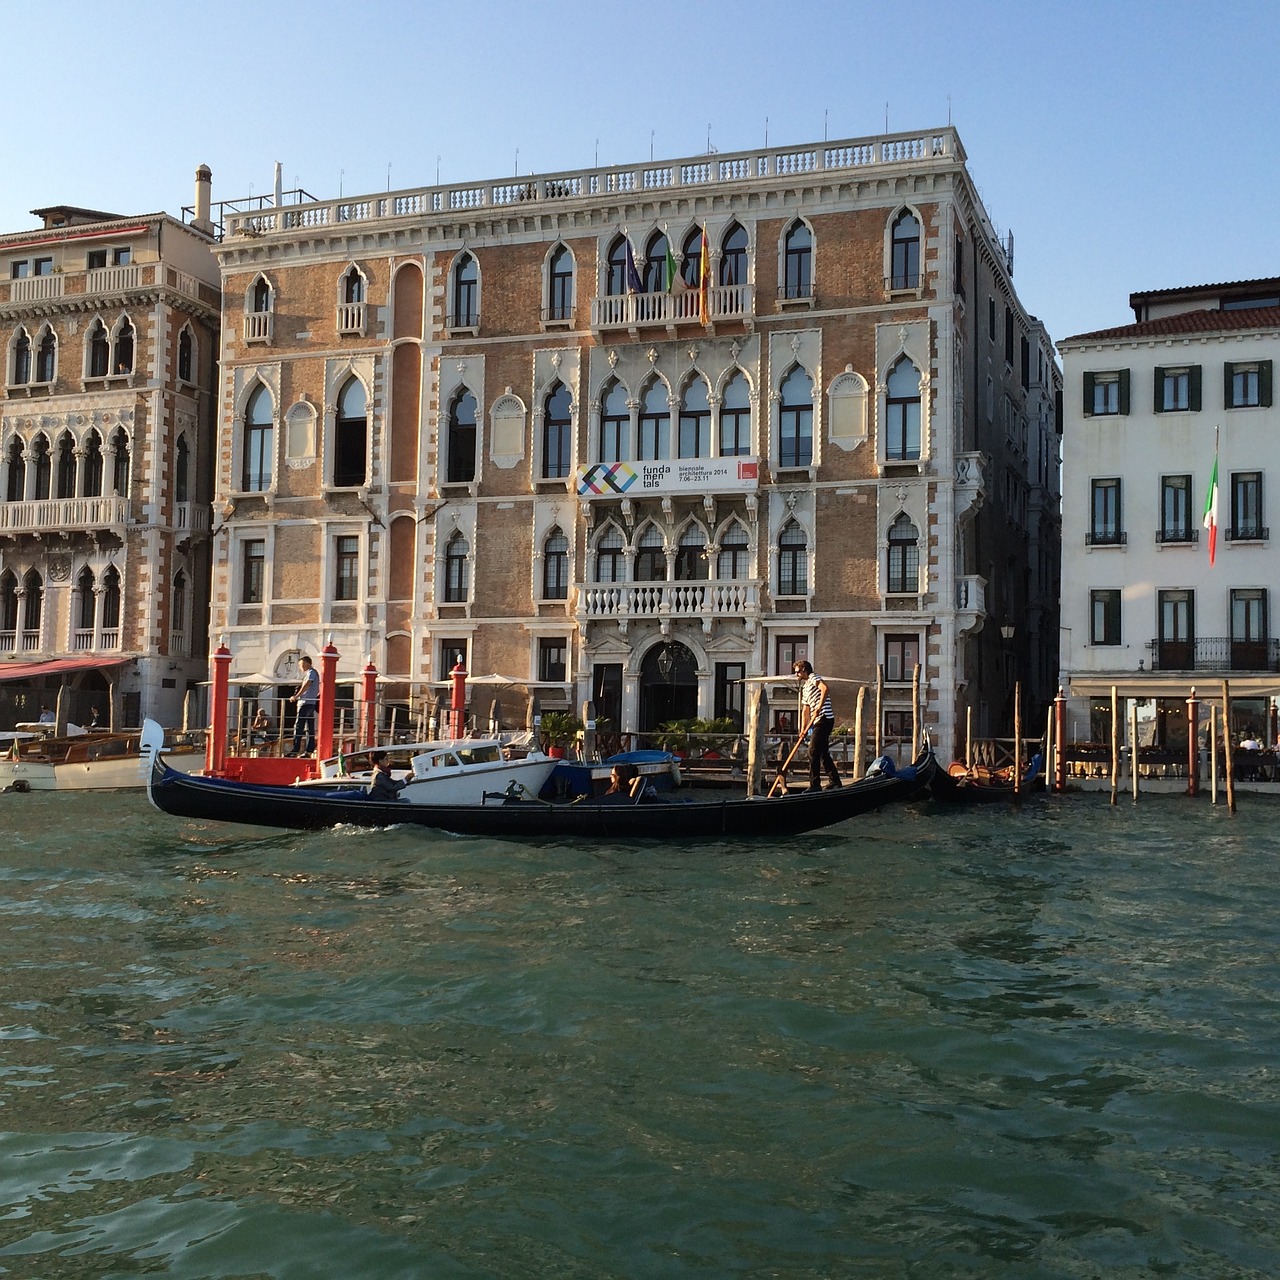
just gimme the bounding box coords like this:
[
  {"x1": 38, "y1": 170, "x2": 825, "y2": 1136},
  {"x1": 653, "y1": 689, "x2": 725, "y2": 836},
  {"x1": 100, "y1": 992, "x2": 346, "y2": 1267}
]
[
  {"x1": 86, "y1": 265, "x2": 141, "y2": 294},
  {"x1": 590, "y1": 284, "x2": 753, "y2": 331},
  {"x1": 955, "y1": 574, "x2": 987, "y2": 636},
  {"x1": 0, "y1": 629, "x2": 41, "y2": 654},
  {"x1": 0, "y1": 496, "x2": 129, "y2": 535},
  {"x1": 1086, "y1": 530, "x2": 1127, "y2": 547},
  {"x1": 579, "y1": 579, "x2": 759, "y2": 633},
  {"x1": 8, "y1": 275, "x2": 64, "y2": 302},
  {"x1": 1147, "y1": 636, "x2": 1280, "y2": 673},
  {"x1": 174, "y1": 502, "x2": 211, "y2": 533},
  {"x1": 954, "y1": 452, "x2": 986, "y2": 521},
  {"x1": 336, "y1": 301, "x2": 367, "y2": 335},
  {"x1": 1226, "y1": 525, "x2": 1269, "y2": 543},
  {"x1": 1155, "y1": 528, "x2": 1199, "y2": 545},
  {"x1": 244, "y1": 311, "x2": 273, "y2": 343}
]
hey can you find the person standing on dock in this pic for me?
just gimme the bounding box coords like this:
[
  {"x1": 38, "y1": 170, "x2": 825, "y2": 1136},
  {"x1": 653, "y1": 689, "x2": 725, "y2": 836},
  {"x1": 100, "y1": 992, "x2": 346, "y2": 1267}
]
[
  {"x1": 794, "y1": 660, "x2": 842, "y2": 791},
  {"x1": 287, "y1": 656, "x2": 319, "y2": 757}
]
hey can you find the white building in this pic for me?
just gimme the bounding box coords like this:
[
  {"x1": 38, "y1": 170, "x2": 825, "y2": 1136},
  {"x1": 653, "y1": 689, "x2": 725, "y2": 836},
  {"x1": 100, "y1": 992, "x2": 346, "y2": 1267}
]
[{"x1": 1058, "y1": 278, "x2": 1280, "y2": 748}]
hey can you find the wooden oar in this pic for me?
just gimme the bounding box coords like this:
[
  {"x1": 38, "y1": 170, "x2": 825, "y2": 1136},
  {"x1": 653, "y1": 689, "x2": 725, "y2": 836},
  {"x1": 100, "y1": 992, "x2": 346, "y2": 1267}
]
[{"x1": 767, "y1": 729, "x2": 808, "y2": 797}]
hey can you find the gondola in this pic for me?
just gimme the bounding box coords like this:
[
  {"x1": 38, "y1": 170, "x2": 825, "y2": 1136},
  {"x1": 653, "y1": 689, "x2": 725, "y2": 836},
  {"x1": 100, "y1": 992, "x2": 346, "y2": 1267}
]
[
  {"x1": 145, "y1": 747, "x2": 937, "y2": 840},
  {"x1": 929, "y1": 754, "x2": 1044, "y2": 804}
]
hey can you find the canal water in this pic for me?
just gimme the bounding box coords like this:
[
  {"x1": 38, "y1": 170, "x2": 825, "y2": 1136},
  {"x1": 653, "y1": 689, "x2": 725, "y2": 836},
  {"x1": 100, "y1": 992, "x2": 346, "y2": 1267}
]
[{"x1": 0, "y1": 789, "x2": 1277, "y2": 1279}]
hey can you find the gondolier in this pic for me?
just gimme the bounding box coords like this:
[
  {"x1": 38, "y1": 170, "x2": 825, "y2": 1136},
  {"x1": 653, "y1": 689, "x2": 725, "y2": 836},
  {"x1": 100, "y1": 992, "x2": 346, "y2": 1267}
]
[{"x1": 794, "y1": 660, "x2": 842, "y2": 791}]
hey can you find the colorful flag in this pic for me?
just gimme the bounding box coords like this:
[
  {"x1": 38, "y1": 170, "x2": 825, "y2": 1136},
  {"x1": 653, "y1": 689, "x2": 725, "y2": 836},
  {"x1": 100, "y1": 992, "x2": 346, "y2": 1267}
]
[
  {"x1": 698, "y1": 225, "x2": 710, "y2": 325},
  {"x1": 1202, "y1": 436, "x2": 1219, "y2": 566},
  {"x1": 625, "y1": 241, "x2": 643, "y2": 294},
  {"x1": 664, "y1": 241, "x2": 686, "y2": 294}
]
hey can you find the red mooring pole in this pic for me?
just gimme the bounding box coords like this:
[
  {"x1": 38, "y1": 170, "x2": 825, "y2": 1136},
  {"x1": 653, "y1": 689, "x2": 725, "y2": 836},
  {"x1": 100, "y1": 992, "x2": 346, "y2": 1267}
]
[{"x1": 449, "y1": 659, "x2": 468, "y2": 740}]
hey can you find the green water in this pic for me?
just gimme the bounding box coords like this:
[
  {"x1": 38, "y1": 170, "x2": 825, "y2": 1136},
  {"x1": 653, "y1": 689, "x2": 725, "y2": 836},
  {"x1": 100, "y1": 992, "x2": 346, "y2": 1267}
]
[{"x1": 0, "y1": 790, "x2": 1277, "y2": 1278}]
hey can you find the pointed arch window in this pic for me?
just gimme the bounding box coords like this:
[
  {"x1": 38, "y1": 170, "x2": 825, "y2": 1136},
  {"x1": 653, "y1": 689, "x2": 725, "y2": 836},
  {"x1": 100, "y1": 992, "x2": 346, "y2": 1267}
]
[
  {"x1": 779, "y1": 366, "x2": 813, "y2": 468},
  {"x1": 606, "y1": 235, "x2": 630, "y2": 297},
  {"x1": 542, "y1": 380, "x2": 572, "y2": 480},
  {"x1": 0, "y1": 572, "x2": 17, "y2": 640},
  {"x1": 11, "y1": 329, "x2": 31, "y2": 385},
  {"x1": 887, "y1": 514, "x2": 920, "y2": 593},
  {"x1": 643, "y1": 231, "x2": 669, "y2": 293},
  {"x1": 5, "y1": 438, "x2": 25, "y2": 501},
  {"x1": 175, "y1": 433, "x2": 190, "y2": 504},
  {"x1": 777, "y1": 521, "x2": 808, "y2": 596},
  {"x1": 242, "y1": 384, "x2": 273, "y2": 491},
  {"x1": 717, "y1": 524, "x2": 750, "y2": 580},
  {"x1": 719, "y1": 372, "x2": 751, "y2": 456},
  {"x1": 678, "y1": 380, "x2": 711, "y2": 459},
  {"x1": 675, "y1": 526, "x2": 708, "y2": 581},
  {"x1": 87, "y1": 319, "x2": 110, "y2": 378},
  {"x1": 76, "y1": 567, "x2": 96, "y2": 633},
  {"x1": 251, "y1": 277, "x2": 272, "y2": 313},
  {"x1": 112, "y1": 317, "x2": 134, "y2": 374},
  {"x1": 110, "y1": 428, "x2": 130, "y2": 497},
  {"x1": 342, "y1": 266, "x2": 364, "y2": 304},
  {"x1": 31, "y1": 436, "x2": 51, "y2": 500},
  {"x1": 22, "y1": 569, "x2": 42, "y2": 640},
  {"x1": 447, "y1": 388, "x2": 477, "y2": 484},
  {"x1": 450, "y1": 252, "x2": 478, "y2": 328},
  {"x1": 547, "y1": 244, "x2": 573, "y2": 321},
  {"x1": 720, "y1": 222, "x2": 748, "y2": 287},
  {"x1": 680, "y1": 228, "x2": 704, "y2": 289},
  {"x1": 886, "y1": 358, "x2": 922, "y2": 460},
  {"x1": 101, "y1": 567, "x2": 121, "y2": 636},
  {"x1": 333, "y1": 376, "x2": 367, "y2": 487},
  {"x1": 638, "y1": 381, "x2": 670, "y2": 461},
  {"x1": 246, "y1": 278, "x2": 273, "y2": 343},
  {"x1": 594, "y1": 524, "x2": 626, "y2": 583},
  {"x1": 83, "y1": 431, "x2": 104, "y2": 497},
  {"x1": 444, "y1": 531, "x2": 470, "y2": 602},
  {"x1": 783, "y1": 220, "x2": 812, "y2": 299},
  {"x1": 542, "y1": 526, "x2": 570, "y2": 599},
  {"x1": 599, "y1": 379, "x2": 630, "y2": 463},
  {"x1": 56, "y1": 434, "x2": 76, "y2": 499},
  {"x1": 36, "y1": 328, "x2": 56, "y2": 383},
  {"x1": 634, "y1": 525, "x2": 666, "y2": 582},
  {"x1": 890, "y1": 209, "x2": 921, "y2": 291},
  {"x1": 177, "y1": 326, "x2": 194, "y2": 382},
  {"x1": 172, "y1": 568, "x2": 188, "y2": 633}
]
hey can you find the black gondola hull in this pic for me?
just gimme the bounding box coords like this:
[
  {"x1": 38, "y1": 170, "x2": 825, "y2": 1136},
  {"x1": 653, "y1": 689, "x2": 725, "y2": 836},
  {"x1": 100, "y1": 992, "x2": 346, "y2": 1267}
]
[{"x1": 147, "y1": 752, "x2": 936, "y2": 840}]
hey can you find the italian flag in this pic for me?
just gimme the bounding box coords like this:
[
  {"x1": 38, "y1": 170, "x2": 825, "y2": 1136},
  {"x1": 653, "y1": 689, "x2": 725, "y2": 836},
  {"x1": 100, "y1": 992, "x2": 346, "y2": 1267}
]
[{"x1": 1203, "y1": 446, "x2": 1219, "y2": 566}]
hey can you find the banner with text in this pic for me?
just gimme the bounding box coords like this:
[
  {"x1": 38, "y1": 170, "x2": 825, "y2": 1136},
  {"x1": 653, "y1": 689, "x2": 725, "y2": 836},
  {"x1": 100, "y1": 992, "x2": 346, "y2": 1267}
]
[{"x1": 576, "y1": 458, "x2": 759, "y2": 499}]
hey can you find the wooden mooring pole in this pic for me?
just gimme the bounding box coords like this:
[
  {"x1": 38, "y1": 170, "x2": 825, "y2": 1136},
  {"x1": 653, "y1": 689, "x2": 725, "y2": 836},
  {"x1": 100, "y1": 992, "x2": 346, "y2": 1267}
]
[
  {"x1": 1222, "y1": 679, "x2": 1236, "y2": 814},
  {"x1": 1109, "y1": 685, "x2": 1119, "y2": 806}
]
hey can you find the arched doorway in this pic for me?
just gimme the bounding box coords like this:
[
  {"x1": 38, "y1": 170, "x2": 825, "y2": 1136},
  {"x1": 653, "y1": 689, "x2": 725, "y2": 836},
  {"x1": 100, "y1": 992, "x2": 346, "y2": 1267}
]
[{"x1": 639, "y1": 640, "x2": 698, "y2": 731}]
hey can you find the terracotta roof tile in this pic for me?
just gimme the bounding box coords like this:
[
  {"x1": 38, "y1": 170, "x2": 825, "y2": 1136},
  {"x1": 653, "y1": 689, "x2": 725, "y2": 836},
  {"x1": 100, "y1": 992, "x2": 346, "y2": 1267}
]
[{"x1": 1061, "y1": 307, "x2": 1280, "y2": 344}]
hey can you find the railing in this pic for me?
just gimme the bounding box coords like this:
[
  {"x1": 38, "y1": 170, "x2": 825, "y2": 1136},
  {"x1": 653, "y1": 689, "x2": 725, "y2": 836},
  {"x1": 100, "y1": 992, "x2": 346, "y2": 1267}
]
[
  {"x1": 72, "y1": 629, "x2": 94, "y2": 651},
  {"x1": 9, "y1": 276, "x2": 63, "y2": 302},
  {"x1": 86, "y1": 265, "x2": 141, "y2": 293},
  {"x1": 1226, "y1": 526, "x2": 1269, "y2": 542},
  {"x1": 590, "y1": 284, "x2": 753, "y2": 328},
  {"x1": 1155, "y1": 528, "x2": 1199, "y2": 544},
  {"x1": 1147, "y1": 636, "x2": 1280, "y2": 672},
  {"x1": 20, "y1": 629, "x2": 39, "y2": 651},
  {"x1": 244, "y1": 311, "x2": 273, "y2": 342},
  {"x1": 886, "y1": 273, "x2": 921, "y2": 291},
  {"x1": 173, "y1": 502, "x2": 211, "y2": 532},
  {"x1": 0, "y1": 496, "x2": 128, "y2": 533},
  {"x1": 0, "y1": 630, "x2": 12, "y2": 651},
  {"x1": 220, "y1": 128, "x2": 968, "y2": 238},
  {"x1": 956, "y1": 575, "x2": 986, "y2": 614},
  {"x1": 1086, "y1": 530, "x2": 1127, "y2": 546},
  {"x1": 336, "y1": 301, "x2": 366, "y2": 334},
  {"x1": 445, "y1": 309, "x2": 479, "y2": 330},
  {"x1": 579, "y1": 579, "x2": 759, "y2": 621}
]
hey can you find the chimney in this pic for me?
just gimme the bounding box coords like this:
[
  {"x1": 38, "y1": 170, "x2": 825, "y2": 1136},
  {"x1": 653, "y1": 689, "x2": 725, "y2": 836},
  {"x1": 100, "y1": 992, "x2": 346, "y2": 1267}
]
[
  {"x1": 192, "y1": 164, "x2": 213, "y2": 236},
  {"x1": 273, "y1": 161, "x2": 283, "y2": 208}
]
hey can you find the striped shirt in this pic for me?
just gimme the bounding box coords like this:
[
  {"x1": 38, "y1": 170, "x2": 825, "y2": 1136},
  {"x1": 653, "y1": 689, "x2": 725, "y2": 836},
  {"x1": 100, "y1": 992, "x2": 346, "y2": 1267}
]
[{"x1": 801, "y1": 674, "x2": 834, "y2": 721}]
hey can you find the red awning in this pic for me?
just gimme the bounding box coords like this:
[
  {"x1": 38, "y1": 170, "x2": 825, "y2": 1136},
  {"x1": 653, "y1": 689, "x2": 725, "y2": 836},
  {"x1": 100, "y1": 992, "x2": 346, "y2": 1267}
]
[{"x1": 0, "y1": 656, "x2": 128, "y2": 683}]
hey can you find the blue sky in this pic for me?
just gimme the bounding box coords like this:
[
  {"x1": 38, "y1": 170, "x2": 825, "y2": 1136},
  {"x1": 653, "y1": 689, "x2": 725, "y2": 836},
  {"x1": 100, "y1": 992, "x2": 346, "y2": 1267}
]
[{"x1": 3, "y1": 0, "x2": 1276, "y2": 344}]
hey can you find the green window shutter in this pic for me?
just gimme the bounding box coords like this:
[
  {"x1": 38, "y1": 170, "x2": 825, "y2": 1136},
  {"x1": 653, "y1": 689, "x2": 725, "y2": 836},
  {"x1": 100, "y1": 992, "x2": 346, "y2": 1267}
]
[
  {"x1": 1189, "y1": 365, "x2": 1202, "y2": 412},
  {"x1": 1224, "y1": 362, "x2": 1234, "y2": 410},
  {"x1": 1118, "y1": 369, "x2": 1130, "y2": 415},
  {"x1": 1083, "y1": 370, "x2": 1095, "y2": 415},
  {"x1": 1153, "y1": 367, "x2": 1166, "y2": 413},
  {"x1": 1260, "y1": 360, "x2": 1273, "y2": 408}
]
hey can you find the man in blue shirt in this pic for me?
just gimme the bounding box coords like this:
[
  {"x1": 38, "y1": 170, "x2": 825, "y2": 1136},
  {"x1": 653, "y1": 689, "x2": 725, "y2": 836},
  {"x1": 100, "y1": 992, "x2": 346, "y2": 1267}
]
[{"x1": 287, "y1": 655, "x2": 319, "y2": 756}]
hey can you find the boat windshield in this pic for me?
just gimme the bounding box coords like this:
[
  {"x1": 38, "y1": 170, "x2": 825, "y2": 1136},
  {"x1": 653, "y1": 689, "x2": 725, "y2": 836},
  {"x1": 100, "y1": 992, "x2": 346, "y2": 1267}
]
[{"x1": 456, "y1": 745, "x2": 501, "y2": 765}]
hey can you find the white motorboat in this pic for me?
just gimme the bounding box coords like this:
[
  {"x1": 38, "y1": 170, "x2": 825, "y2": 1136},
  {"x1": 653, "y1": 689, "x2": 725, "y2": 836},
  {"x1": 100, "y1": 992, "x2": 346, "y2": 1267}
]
[
  {"x1": 296, "y1": 738, "x2": 558, "y2": 805},
  {"x1": 1, "y1": 727, "x2": 205, "y2": 791}
]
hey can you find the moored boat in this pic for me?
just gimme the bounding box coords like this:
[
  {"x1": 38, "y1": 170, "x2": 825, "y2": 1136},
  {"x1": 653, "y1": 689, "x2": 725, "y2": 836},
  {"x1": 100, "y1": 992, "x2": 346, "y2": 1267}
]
[
  {"x1": 929, "y1": 754, "x2": 1044, "y2": 804},
  {"x1": 1, "y1": 727, "x2": 205, "y2": 791},
  {"x1": 144, "y1": 742, "x2": 937, "y2": 839}
]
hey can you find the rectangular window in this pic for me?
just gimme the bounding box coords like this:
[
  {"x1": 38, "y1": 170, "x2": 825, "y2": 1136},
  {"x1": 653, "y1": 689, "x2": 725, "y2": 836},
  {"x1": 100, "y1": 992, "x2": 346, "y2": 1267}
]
[
  {"x1": 987, "y1": 297, "x2": 996, "y2": 342},
  {"x1": 87, "y1": 249, "x2": 108, "y2": 270},
  {"x1": 9, "y1": 260, "x2": 29, "y2": 279},
  {"x1": 334, "y1": 535, "x2": 359, "y2": 600},
  {"x1": 713, "y1": 662, "x2": 746, "y2": 729},
  {"x1": 1089, "y1": 478, "x2": 1123, "y2": 545},
  {"x1": 1155, "y1": 365, "x2": 1201, "y2": 413},
  {"x1": 774, "y1": 635, "x2": 808, "y2": 676},
  {"x1": 592, "y1": 663, "x2": 623, "y2": 728},
  {"x1": 883, "y1": 633, "x2": 921, "y2": 682},
  {"x1": 1225, "y1": 360, "x2": 1273, "y2": 409},
  {"x1": 33, "y1": 257, "x2": 53, "y2": 276},
  {"x1": 112, "y1": 246, "x2": 132, "y2": 266},
  {"x1": 241, "y1": 539, "x2": 265, "y2": 604},
  {"x1": 1090, "y1": 589, "x2": 1121, "y2": 646},
  {"x1": 439, "y1": 640, "x2": 467, "y2": 679},
  {"x1": 1231, "y1": 589, "x2": 1269, "y2": 671},
  {"x1": 1004, "y1": 306, "x2": 1014, "y2": 364},
  {"x1": 1083, "y1": 369, "x2": 1130, "y2": 416},
  {"x1": 1230, "y1": 471, "x2": 1264, "y2": 540},
  {"x1": 1157, "y1": 589, "x2": 1194, "y2": 670},
  {"x1": 1159, "y1": 475, "x2": 1194, "y2": 542},
  {"x1": 538, "y1": 637, "x2": 567, "y2": 683}
]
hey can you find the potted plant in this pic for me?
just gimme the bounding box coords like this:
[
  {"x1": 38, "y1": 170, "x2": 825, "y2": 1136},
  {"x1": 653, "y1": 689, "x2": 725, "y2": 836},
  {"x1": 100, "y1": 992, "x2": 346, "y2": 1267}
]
[{"x1": 539, "y1": 710, "x2": 582, "y2": 758}]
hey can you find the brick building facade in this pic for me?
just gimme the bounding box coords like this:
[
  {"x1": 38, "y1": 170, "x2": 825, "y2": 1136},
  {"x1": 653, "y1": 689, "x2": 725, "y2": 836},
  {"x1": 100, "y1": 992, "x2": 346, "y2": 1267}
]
[
  {"x1": 208, "y1": 127, "x2": 1059, "y2": 758},
  {"x1": 0, "y1": 198, "x2": 220, "y2": 726}
]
